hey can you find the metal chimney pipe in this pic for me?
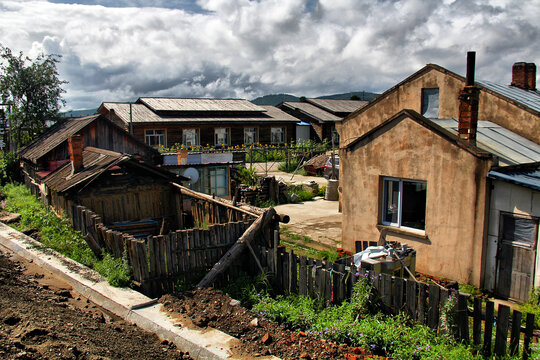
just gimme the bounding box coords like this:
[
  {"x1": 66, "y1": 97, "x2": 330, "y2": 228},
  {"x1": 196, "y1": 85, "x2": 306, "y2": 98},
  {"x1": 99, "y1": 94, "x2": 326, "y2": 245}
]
[{"x1": 466, "y1": 51, "x2": 476, "y2": 86}]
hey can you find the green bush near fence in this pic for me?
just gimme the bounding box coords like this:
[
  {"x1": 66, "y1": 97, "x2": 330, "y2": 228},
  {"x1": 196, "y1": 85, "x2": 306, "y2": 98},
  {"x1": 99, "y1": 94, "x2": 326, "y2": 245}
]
[
  {"x1": 1, "y1": 184, "x2": 131, "y2": 287},
  {"x1": 521, "y1": 287, "x2": 540, "y2": 329}
]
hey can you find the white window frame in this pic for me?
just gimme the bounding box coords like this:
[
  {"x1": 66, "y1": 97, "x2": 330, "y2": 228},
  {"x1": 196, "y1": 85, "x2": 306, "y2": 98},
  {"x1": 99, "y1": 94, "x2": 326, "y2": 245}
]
[
  {"x1": 271, "y1": 127, "x2": 285, "y2": 144},
  {"x1": 183, "y1": 128, "x2": 199, "y2": 147},
  {"x1": 214, "y1": 127, "x2": 230, "y2": 146},
  {"x1": 145, "y1": 129, "x2": 165, "y2": 147},
  {"x1": 244, "y1": 127, "x2": 258, "y2": 145},
  {"x1": 381, "y1": 177, "x2": 426, "y2": 231}
]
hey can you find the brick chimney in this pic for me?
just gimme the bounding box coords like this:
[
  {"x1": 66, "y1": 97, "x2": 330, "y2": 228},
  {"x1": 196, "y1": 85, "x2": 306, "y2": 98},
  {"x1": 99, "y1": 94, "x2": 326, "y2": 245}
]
[
  {"x1": 458, "y1": 52, "x2": 480, "y2": 142},
  {"x1": 511, "y1": 62, "x2": 536, "y2": 90},
  {"x1": 68, "y1": 134, "x2": 83, "y2": 173}
]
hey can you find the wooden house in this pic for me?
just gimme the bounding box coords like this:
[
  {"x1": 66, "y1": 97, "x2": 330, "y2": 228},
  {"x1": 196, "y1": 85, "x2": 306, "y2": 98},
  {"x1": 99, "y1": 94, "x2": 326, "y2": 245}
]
[
  {"x1": 279, "y1": 98, "x2": 366, "y2": 143},
  {"x1": 98, "y1": 98, "x2": 300, "y2": 149},
  {"x1": 338, "y1": 54, "x2": 540, "y2": 301},
  {"x1": 18, "y1": 114, "x2": 160, "y2": 196},
  {"x1": 43, "y1": 136, "x2": 187, "y2": 235}
]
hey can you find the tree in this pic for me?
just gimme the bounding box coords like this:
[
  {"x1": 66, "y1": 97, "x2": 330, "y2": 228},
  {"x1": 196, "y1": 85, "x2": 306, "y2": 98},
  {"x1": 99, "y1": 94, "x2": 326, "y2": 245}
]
[{"x1": 0, "y1": 45, "x2": 67, "y2": 148}]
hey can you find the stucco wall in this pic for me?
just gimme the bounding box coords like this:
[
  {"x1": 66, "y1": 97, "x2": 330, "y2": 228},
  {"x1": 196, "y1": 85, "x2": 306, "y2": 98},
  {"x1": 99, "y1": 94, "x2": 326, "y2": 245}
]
[
  {"x1": 338, "y1": 67, "x2": 539, "y2": 146},
  {"x1": 341, "y1": 116, "x2": 492, "y2": 286},
  {"x1": 484, "y1": 181, "x2": 540, "y2": 291}
]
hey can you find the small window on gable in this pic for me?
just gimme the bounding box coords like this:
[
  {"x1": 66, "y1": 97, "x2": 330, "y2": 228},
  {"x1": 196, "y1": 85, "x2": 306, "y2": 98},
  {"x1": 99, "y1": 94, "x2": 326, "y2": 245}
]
[
  {"x1": 382, "y1": 177, "x2": 427, "y2": 231},
  {"x1": 421, "y1": 88, "x2": 439, "y2": 118}
]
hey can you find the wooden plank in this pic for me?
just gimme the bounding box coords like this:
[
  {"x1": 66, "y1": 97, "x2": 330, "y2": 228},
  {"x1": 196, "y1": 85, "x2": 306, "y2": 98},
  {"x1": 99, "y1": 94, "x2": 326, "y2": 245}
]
[
  {"x1": 483, "y1": 301, "x2": 494, "y2": 356},
  {"x1": 418, "y1": 283, "x2": 428, "y2": 325},
  {"x1": 137, "y1": 240, "x2": 152, "y2": 295},
  {"x1": 335, "y1": 263, "x2": 346, "y2": 305},
  {"x1": 315, "y1": 259, "x2": 322, "y2": 300},
  {"x1": 494, "y1": 304, "x2": 510, "y2": 357},
  {"x1": 148, "y1": 236, "x2": 157, "y2": 279},
  {"x1": 282, "y1": 249, "x2": 290, "y2": 294},
  {"x1": 457, "y1": 293, "x2": 469, "y2": 344},
  {"x1": 165, "y1": 233, "x2": 172, "y2": 276},
  {"x1": 405, "y1": 279, "x2": 417, "y2": 321},
  {"x1": 523, "y1": 312, "x2": 535, "y2": 360},
  {"x1": 323, "y1": 266, "x2": 331, "y2": 306},
  {"x1": 299, "y1": 256, "x2": 307, "y2": 296},
  {"x1": 393, "y1": 277, "x2": 404, "y2": 314},
  {"x1": 381, "y1": 273, "x2": 392, "y2": 309},
  {"x1": 275, "y1": 247, "x2": 284, "y2": 293},
  {"x1": 289, "y1": 251, "x2": 297, "y2": 294},
  {"x1": 428, "y1": 284, "x2": 440, "y2": 330},
  {"x1": 308, "y1": 258, "x2": 314, "y2": 298},
  {"x1": 509, "y1": 310, "x2": 521, "y2": 356},
  {"x1": 473, "y1": 297, "x2": 482, "y2": 346}
]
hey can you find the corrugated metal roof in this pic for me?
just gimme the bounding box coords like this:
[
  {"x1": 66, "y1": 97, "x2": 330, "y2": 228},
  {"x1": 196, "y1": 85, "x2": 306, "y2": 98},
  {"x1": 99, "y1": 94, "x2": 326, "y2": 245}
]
[
  {"x1": 305, "y1": 98, "x2": 367, "y2": 114},
  {"x1": 281, "y1": 102, "x2": 341, "y2": 123},
  {"x1": 18, "y1": 115, "x2": 99, "y2": 163},
  {"x1": 431, "y1": 118, "x2": 540, "y2": 165},
  {"x1": 488, "y1": 163, "x2": 540, "y2": 191},
  {"x1": 102, "y1": 103, "x2": 299, "y2": 124},
  {"x1": 138, "y1": 98, "x2": 266, "y2": 112},
  {"x1": 476, "y1": 80, "x2": 540, "y2": 113}
]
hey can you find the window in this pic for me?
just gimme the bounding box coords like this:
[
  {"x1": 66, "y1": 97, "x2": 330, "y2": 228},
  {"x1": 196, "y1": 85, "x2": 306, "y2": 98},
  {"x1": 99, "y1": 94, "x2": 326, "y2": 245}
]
[
  {"x1": 421, "y1": 88, "x2": 439, "y2": 118},
  {"x1": 183, "y1": 129, "x2": 199, "y2": 147},
  {"x1": 207, "y1": 166, "x2": 229, "y2": 197},
  {"x1": 244, "y1": 127, "x2": 258, "y2": 145},
  {"x1": 500, "y1": 214, "x2": 538, "y2": 249},
  {"x1": 145, "y1": 129, "x2": 165, "y2": 147},
  {"x1": 382, "y1": 177, "x2": 426, "y2": 231},
  {"x1": 271, "y1": 127, "x2": 285, "y2": 144},
  {"x1": 214, "y1": 128, "x2": 230, "y2": 146}
]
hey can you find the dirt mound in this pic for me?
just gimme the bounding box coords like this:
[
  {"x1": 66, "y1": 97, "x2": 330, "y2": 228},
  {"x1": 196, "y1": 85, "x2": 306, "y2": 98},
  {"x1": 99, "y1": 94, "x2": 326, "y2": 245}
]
[{"x1": 161, "y1": 289, "x2": 373, "y2": 360}]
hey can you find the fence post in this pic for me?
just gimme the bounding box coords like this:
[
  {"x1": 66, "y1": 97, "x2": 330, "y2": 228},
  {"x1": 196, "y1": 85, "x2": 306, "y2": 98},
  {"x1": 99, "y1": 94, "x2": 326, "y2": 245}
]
[
  {"x1": 418, "y1": 283, "x2": 428, "y2": 325},
  {"x1": 523, "y1": 312, "x2": 535, "y2": 360},
  {"x1": 457, "y1": 293, "x2": 470, "y2": 344},
  {"x1": 473, "y1": 297, "x2": 482, "y2": 346},
  {"x1": 428, "y1": 284, "x2": 440, "y2": 330},
  {"x1": 509, "y1": 310, "x2": 521, "y2": 356},
  {"x1": 494, "y1": 304, "x2": 510, "y2": 356},
  {"x1": 405, "y1": 279, "x2": 417, "y2": 321},
  {"x1": 299, "y1": 256, "x2": 307, "y2": 296},
  {"x1": 483, "y1": 300, "x2": 494, "y2": 356}
]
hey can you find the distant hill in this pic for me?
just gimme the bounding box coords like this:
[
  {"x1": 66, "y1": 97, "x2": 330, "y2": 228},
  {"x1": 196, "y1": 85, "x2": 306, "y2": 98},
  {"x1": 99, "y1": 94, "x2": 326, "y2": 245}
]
[
  {"x1": 251, "y1": 94, "x2": 300, "y2": 106},
  {"x1": 252, "y1": 91, "x2": 379, "y2": 106},
  {"x1": 60, "y1": 108, "x2": 98, "y2": 118}
]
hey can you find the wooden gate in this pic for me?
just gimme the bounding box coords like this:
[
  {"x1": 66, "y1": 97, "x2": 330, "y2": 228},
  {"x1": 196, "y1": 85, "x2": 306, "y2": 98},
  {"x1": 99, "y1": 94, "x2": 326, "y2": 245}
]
[{"x1": 496, "y1": 213, "x2": 538, "y2": 302}]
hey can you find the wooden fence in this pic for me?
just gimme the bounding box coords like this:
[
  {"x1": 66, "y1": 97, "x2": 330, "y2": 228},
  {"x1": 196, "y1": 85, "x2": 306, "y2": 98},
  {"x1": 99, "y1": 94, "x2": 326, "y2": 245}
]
[{"x1": 266, "y1": 245, "x2": 537, "y2": 359}]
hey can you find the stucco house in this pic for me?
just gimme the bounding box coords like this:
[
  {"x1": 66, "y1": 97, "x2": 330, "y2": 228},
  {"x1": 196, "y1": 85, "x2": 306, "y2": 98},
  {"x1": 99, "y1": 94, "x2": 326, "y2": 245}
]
[
  {"x1": 338, "y1": 54, "x2": 540, "y2": 301},
  {"x1": 98, "y1": 98, "x2": 300, "y2": 149}
]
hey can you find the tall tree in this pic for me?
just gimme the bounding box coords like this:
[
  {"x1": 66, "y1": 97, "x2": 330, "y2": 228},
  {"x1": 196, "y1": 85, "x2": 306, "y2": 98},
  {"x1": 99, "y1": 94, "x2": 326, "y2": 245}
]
[{"x1": 0, "y1": 45, "x2": 67, "y2": 148}]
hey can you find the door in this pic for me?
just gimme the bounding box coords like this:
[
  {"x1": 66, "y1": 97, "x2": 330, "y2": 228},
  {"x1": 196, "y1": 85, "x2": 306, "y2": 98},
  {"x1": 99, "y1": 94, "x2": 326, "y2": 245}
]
[{"x1": 495, "y1": 213, "x2": 538, "y2": 302}]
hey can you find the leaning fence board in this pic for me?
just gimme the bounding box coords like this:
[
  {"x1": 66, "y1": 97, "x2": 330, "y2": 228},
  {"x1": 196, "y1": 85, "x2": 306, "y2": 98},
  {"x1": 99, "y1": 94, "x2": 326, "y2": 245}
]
[
  {"x1": 495, "y1": 304, "x2": 510, "y2": 356},
  {"x1": 523, "y1": 313, "x2": 535, "y2": 360},
  {"x1": 510, "y1": 310, "x2": 521, "y2": 356},
  {"x1": 418, "y1": 283, "x2": 427, "y2": 325},
  {"x1": 457, "y1": 293, "x2": 470, "y2": 344},
  {"x1": 483, "y1": 300, "x2": 494, "y2": 356},
  {"x1": 381, "y1": 274, "x2": 392, "y2": 309},
  {"x1": 394, "y1": 277, "x2": 404, "y2": 314},
  {"x1": 298, "y1": 256, "x2": 307, "y2": 296},
  {"x1": 473, "y1": 297, "x2": 482, "y2": 346},
  {"x1": 428, "y1": 285, "x2": 440, "y2": 330},
  {"x1": 406, "y1": 279, "x2": 417, "y2": 321},
  {"x1": 289, "y1": 251, "x2": 297, "y2": 294}
]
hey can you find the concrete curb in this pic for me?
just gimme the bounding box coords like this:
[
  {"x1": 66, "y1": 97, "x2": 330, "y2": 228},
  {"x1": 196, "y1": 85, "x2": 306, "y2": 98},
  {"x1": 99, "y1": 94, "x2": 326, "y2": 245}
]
[{"x1": 0, "y1": 222, "x2": 279, "y2": 360}]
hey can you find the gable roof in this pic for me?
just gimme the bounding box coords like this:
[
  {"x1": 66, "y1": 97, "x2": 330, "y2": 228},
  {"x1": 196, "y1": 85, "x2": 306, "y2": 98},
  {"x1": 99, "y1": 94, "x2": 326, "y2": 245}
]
[
  {"x1": 137, "y1": 98, "x2": 265, "y2": 112},
  {"x1": 488, "y1": 162, "x2": 540, "y2": 191},
  {"x1": 19, "y1": 115, "x2": 99, "y2": 163},
  {"x1": 281, "y1": 101, "x2": 341, "y2": 123},
  {"x1": 43, "y1": 147, "x2": 182, "y2": 193},
  {"x1": 305, "y1": 98, "x2": 367, "y2": 114},
  {"x1": 342, "y1": 64, "x2": 540, "y2": 123},
  {"x1": 344, "y1": 109, "x2": 491, "y2": 160},
  {"x1": 100, "y1": 102, "x2": 299, "y2": 124}
]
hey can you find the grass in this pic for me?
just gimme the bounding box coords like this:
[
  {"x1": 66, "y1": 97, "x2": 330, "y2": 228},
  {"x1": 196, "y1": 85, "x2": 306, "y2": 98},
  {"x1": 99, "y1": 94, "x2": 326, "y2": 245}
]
[
  {"x1": 280, "y1": 225, "x2": 338, "y2": 261},
  {"x1": 2, "y1": 183, "x2": 131, "y2": 287}
]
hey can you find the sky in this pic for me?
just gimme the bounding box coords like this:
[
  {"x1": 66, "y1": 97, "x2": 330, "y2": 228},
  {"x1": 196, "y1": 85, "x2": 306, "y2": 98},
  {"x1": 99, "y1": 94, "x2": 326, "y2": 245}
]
[{"x1": 0, "y1": 0, "x2": 539, "y2": 111}]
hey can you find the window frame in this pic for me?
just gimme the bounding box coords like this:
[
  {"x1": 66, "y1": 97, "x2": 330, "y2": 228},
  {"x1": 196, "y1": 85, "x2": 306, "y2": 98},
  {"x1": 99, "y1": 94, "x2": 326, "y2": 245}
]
[
  {"x1": 206, "y1": 166, "x2": 229, "y2": 197},
  {"x1": 244, "y1": 127, "x2": 259, "y2": 145},
  {"x1": 144, "y1": 129, "x2": 166, "y2": 147},
  {"x1": 381, "y1": 176, "x2": 427, "y2": 232},
  {"x1": 421, "y1": 88, "x2": 440, "y2": 118},
  {"x1": 214, "y1": 127, "x2": 230, "y2": 146},
  {"x1": 271, "y1": 127, "x2": 285, "y2": 144},
  {"x1": 182, "y1": 128, "x2": 199, "y2": 147}
]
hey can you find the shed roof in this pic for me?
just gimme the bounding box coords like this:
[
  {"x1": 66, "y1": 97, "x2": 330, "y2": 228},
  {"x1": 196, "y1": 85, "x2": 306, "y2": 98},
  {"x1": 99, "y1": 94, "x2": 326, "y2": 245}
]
[
  {"x1": 305, "y1": 98, "x2": 367, "y2": 114},
  {"x1": 431, "y1": 118, "x2": 540, "y2": 165},
  {"x1": 101, "y1": 102, "x2": 298, "y2": 124},
  {"x1": 476, "y1": 80, "x2": 540, "y2": 113},
  {"x1": 488, "y1": 162, "x2": 540, "y2": 191},
  {"x1": 281, "y1": 102, "x2": 341, "y2": 123},
  {"x1": 44, "y1": 147, "x2": 182, "y2": 193},
  {"x1": 137, "y1": 98, "x2": 266, "y2": 112},
  {"x1": 18, "y1": 115, "x2": 99, "y2": 163}
]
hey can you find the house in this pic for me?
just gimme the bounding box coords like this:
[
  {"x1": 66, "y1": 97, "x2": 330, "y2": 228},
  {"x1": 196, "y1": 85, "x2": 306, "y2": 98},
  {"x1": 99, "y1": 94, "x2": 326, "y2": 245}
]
[
  {"x1": 98, "y1": 98, "x2": 300, "y2": 149},
  {"x1": 18, "y1": 114, "x2": 160, "y2": 196},
  {"x1": 338, "y1": 53, "x2": 540, "y2": 300},
  {"x1": 279, "y1": 98, "x2": 367, "y2": 144},
  {"x1": 43, "y1": 135, "x2": 188, "y2": 234}
]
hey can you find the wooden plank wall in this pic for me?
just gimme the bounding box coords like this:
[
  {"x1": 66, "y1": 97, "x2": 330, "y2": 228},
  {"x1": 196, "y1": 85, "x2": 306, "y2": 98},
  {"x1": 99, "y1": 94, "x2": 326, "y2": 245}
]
[
  {"x1": 267, "y1": 246, "x2": 537, "y2": 359},
  {"x1": 191, "y1": 199, "x2": 246, "y2": 226}
]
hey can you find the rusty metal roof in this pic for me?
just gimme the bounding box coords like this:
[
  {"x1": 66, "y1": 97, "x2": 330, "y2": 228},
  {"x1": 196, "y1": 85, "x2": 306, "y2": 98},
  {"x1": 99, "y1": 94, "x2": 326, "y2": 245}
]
[
  {"x1": 44, "y1": 147, "x2": 182, "y2": 193},
  {"x1": 101, "y1": 103, "x2": 299, "y2": 124},
  {"x1": 138, "y1": 98, "x2": 266, "y2": 112},
  {"x1": 305, "y1": 98, "x2": 367, "y2": 114},
  {"x1": 18, "y1": 115, "x2": 100, "y2": 163},
  {"x1": 431, "y1": 118, "x2": 540, "y2": 165},
  {"x1": 281, "y1": 102, "x2": 341, "y2": 123}
]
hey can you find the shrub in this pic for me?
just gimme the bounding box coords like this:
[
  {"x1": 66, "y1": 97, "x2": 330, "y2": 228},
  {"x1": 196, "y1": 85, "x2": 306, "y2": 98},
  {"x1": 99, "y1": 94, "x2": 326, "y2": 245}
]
[
  {"x1": 94, "y1": 253, "x2": 131, "y2": 287},
  {"x1": 236, "y1": 166, "x2": 258, "y2": 186},
  {"x1": 0, "y1": 152, "x2": 21, "y2": 185},
  {"x1": 521, "y1": 287, "x2": 540, "y2": 328}
]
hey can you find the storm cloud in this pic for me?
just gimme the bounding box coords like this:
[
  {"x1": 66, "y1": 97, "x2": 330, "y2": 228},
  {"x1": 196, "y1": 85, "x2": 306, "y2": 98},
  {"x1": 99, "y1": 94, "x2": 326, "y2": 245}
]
[{"x1": 0, "y1": 0, "x2": 538, "y2": 110}]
